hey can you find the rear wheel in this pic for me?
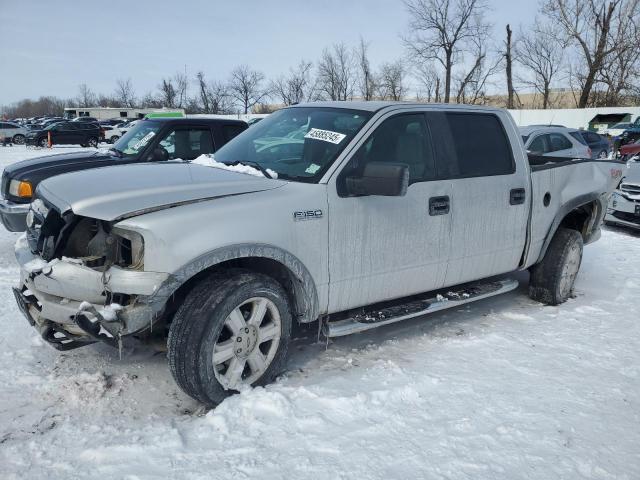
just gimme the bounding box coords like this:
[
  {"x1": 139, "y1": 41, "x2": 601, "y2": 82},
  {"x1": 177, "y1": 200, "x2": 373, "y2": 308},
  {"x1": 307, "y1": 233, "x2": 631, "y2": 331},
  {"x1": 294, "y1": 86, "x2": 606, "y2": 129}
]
[
  {"x1": 168, "y1": 270, "x2": 292, "y2": 406},
  {"x1": 12, "y1": 134, "x2": 25, "y2": 145},
  {"x1": 110, "y1": 135, "x2": 119, "y2": 144},
  {"x1": 598, "y1": 150, "x2": 608, "y2": 159},
  {"x1": 87, "y1": 137, "x2": 98, "y2": 148},
  {"x1": 38, "y1": 137, "x2": 48, "y2": 148},
  {"x1": 529, "y1": 228, "x2": 583, "y2": 305}
]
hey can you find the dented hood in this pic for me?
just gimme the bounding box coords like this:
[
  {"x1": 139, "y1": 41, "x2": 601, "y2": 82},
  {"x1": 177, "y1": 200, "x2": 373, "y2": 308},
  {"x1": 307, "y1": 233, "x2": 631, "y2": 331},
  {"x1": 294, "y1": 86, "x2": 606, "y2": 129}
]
[{"x1": 36, "y1": 162, "x2": 286, "y2": 221}]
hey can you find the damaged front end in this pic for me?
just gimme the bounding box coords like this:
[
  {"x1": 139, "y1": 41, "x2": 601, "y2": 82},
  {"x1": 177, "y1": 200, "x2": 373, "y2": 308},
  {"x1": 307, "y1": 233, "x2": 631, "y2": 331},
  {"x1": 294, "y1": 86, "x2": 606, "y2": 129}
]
[{"x1": 14, "y1": 197, "x2": 170, "y2": 351}]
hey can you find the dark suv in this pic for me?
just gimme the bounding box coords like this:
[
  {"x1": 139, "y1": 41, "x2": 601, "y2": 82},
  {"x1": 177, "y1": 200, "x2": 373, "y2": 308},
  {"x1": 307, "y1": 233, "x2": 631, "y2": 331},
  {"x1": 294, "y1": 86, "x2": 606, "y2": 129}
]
[
  {"x1": 25, "y1": 121, "x2": 102, "y2": 148},
  {"x1": 1, "y1": 117, "x2": 248, "y2": 231}
]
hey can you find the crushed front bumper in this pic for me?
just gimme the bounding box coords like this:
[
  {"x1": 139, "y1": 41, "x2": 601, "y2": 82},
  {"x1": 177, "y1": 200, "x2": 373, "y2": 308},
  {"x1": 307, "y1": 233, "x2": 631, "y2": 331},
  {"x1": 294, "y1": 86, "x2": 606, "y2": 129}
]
[
  {"x1": 0, "y1": 198, "x2": 29, "y2": 232},
  {"x1": 14, "y1": 235, "x2": 171, "y2": 349}
]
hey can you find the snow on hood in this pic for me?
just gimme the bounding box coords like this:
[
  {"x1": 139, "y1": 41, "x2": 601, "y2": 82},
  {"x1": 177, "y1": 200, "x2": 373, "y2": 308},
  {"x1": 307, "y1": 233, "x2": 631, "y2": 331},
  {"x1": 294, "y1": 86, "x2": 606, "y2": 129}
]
[
  {"x1": 191, "y1": 154, "x2": 278, "y2": 179},
  {"x1": 37, "y1": 162, "x2": 286, "y2": 222}
]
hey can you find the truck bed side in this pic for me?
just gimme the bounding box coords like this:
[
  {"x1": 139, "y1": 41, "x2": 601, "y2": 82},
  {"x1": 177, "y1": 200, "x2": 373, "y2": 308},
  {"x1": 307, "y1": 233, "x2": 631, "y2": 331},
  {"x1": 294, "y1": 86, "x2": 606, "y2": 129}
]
[{"x1": 524, "y1": 159, "x2": 623, "y2": 269}]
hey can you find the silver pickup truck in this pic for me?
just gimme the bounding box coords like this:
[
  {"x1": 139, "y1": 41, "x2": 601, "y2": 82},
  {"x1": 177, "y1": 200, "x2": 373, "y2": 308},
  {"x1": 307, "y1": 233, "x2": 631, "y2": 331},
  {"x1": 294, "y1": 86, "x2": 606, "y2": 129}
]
[{"x1": 12, "y1": 102, "x2": 623, "y2": 405}]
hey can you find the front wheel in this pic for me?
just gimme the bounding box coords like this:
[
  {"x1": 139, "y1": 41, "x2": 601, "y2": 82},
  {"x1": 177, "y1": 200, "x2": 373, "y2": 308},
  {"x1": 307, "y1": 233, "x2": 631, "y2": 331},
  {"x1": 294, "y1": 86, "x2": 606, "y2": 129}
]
[
  {"x1": 38, "y1": 137, "x2": 48, "y2": 148},
  {"x1": 168, "y1": 270, "x2": 292, "y2": 406},
  {"x1": 598, "y1": 150, "x2": 608, "y2": 159},
  {"x1": 87, "y1": 137, "x2": 98, "y2": 148},
  {"x1": 110, "y1": 135, "x2": 119, "y2": 144},
  {"x1": 529, "y1": 228, "x2": 583, "y2": 305},
  {"x1": 13, "y1": 134, "x2": 25, "y2": 145}
]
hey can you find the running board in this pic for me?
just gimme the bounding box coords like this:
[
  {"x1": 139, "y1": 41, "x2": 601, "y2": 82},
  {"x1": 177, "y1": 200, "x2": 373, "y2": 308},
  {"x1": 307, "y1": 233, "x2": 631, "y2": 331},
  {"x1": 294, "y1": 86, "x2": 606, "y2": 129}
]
[{"x1": 324, "y1": 279, "x2": 519, "y2": 338}]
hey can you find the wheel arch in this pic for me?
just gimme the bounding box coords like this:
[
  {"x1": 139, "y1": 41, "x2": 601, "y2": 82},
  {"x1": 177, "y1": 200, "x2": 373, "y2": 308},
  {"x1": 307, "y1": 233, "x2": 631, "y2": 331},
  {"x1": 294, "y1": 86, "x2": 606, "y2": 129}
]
[
  {"x1": 154, "y1": 243, "x2": 320, "y2": 326},
  {"x1": 535, "y1": 192, "x2": 605, "y2": 264}
]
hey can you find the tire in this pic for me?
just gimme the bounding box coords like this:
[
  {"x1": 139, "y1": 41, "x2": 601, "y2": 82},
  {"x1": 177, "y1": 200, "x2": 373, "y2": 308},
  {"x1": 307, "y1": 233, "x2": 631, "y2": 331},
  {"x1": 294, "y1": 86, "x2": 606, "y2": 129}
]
[
  {"x1": 13, "y1": 134, "x2": 25, "y2": 145},
  {"x1": 38, "y1": 137, "x2": 48, "y2": 148},
  {"x1": 598, "y1": 150, "x2": 608, "y2": 159},
  {"x1": 529, "y1": 228, "x2": 583, "y2": 305},
  {"x1": 168, "y1": 270, "x2": 292, "y2": 406},
  {"x1": 110, "y1": 135, "x2": 119, "y2": 144},
  {"x1": 87, "y1": 137, "x2": 98, "y2": 148}
]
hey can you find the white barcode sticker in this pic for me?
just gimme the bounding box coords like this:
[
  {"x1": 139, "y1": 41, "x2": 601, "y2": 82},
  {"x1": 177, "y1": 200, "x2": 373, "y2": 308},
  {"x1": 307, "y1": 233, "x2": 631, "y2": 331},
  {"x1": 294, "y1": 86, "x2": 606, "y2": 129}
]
[{"x1": 304, "y1": 128, "x2": 346, "y2": 145}]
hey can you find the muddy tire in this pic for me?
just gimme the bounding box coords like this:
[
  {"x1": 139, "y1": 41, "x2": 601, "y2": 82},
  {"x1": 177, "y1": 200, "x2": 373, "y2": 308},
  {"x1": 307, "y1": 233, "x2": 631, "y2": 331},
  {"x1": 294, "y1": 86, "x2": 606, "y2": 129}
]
[
  {"x1": 167, "y1": 270, "x2": 292, "y2": 406},
  {"x1": 529, "y1": 228, "x2": 583, "y2": 305}
]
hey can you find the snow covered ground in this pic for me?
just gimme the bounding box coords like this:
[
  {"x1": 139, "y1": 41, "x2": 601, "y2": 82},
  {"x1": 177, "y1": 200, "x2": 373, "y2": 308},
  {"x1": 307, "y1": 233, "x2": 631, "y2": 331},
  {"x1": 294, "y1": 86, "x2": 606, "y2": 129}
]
[{"x1": 0, "y1": 145, "x2": 639, "y2": 479}]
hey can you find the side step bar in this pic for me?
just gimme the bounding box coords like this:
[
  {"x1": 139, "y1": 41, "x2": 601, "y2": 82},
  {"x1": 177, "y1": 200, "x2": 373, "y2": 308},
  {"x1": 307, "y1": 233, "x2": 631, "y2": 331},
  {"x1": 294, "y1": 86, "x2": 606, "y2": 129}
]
[{"x1": 324, "y1": 279, "x2": 519, "y2": 338}]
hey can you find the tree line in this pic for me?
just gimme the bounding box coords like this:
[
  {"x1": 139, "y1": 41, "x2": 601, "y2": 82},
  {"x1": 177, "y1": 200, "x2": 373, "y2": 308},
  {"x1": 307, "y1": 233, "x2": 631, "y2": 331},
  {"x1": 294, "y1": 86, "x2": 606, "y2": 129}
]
[{"x1": 3, "y1": 0, "x2": 639, "y2": 118}]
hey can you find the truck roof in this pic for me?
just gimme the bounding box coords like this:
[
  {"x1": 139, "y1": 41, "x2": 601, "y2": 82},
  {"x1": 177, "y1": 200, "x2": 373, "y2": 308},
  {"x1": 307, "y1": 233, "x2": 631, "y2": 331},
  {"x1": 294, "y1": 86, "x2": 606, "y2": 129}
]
[
  {"x1": 291, "y1": 100, "x2": 505, "y2": 114},
  {"x1": 140, "y1": 117, "x2": 247, "y2": 126}
]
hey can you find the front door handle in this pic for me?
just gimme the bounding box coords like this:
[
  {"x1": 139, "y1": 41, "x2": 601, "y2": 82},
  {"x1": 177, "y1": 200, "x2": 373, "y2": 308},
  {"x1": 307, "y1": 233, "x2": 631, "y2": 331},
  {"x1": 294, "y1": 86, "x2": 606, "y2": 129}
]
[
  {"x1": 510, "y1": 188, "x2": 526, "y2": 205},
  {"x1": 429, "y1": 196, "x2": 450, "y2": 216}
]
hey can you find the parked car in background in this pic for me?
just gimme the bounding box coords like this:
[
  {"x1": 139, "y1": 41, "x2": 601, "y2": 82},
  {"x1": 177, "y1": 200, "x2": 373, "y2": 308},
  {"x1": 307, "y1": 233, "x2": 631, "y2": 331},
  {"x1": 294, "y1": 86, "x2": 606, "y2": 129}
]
[
  {"x1": 618, "y1": 127, "x2": 640, "y2": 148},
  {"x1": 606, "y1": 161, "x2": 640, "y2": 230},
  {"x1": 520, "y1": 126, "x2": 591, "y2": 159},
  {"x1": 574, "y1": 130, "x2": 610, "y2": 159},
  {"x1": 99, "y1": 118, "x2": 127, "y2": 127},
  {"x1": 101, "y1": 125, "x2": 124, "y2": 143},
  {"x1": 619, "y1": 139, "x2": 640, "y2": 161},
  {"x1": 0, "y1": 122, "x2": 28, "y2": 144},
  {"x1": 71, "y1": 116, "x2": 99, "y2": 123},
  {"x1": 605, "y1": 122, "x2": 633, "y2": 137},
  {"x1": 24, "y1": 121, "x2": 101, "y2": 148},
  {"x1": 0, "y1": 117, "x2": 248, "y2": 231}
]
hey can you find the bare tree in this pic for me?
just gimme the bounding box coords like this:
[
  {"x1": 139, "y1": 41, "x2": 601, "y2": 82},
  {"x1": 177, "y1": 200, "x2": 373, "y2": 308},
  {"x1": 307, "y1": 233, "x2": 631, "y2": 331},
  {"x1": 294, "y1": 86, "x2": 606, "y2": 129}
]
[
  {"x1": 414, "y1": 63, "x2": 442, "y2": 102},
  {"x1": 229, "y1": 65, "x2": 268, "y2": 113},
  {"x1": 515, "y1": 21, "x2": 564, "y2": 109},
  {"x1": 542, "y1": 0, "x2": 636, "y2": 108},
  {"x1": 173, "y1": 72, "x2": 188, "y2": 108},
  {"x1": 377, "y1": 61, "x2": 407, "y2": 100},
  {"x1": 403, "y1": 0, "x2": 489, "y2": 103},
  {"x1": 316, "y1": 43, "x2": 355, "y2": 101},
  {"x1": 196, "y1": 72, "x2": 233, "y2": 114},
  {"x1": 454, "y1": 35, "x2": 502, "y2": 104},
  {"x1": 115, "y1": 78, "x2": 136, "y2": 108},
  {"x1": 505, "y1": 24, "x2": 515, "y2": 109},
  {"x1": 356, "y1": 38, "x2": 376, "y2": 100},
  {"x1": 158, "y1": 78, "x2": 177, "y2": 107},
  {"x1": 77, "y1": 83, "x2": 96, "y2": 107},
  {"x1": 270, "y1": 60, "x2": 315, "y2": 105}
]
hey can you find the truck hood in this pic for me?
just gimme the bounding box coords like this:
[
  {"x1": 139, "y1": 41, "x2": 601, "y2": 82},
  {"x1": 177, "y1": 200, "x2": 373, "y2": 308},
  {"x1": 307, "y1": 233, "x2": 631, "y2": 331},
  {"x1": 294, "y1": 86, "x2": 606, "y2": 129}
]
[
  {"x1": 4, "y1": 150, "x2": 116, "y2": 179},
  {"x1": 37, "y1": 162, "x2": 287, "y2": 221}
]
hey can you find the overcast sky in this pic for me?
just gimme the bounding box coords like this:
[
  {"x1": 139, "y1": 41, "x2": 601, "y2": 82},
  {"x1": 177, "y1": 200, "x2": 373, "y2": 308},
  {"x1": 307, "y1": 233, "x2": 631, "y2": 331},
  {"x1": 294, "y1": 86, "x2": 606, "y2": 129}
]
[{"x1": 0, "y1": 0, "x2": 539, "y2": 105}]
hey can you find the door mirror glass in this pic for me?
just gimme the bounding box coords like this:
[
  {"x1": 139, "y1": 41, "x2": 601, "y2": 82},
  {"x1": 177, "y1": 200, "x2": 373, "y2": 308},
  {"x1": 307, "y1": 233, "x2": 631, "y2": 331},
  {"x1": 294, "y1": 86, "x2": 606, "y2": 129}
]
[{"x1": 346, "y1": 162, "x2": 409, "y2": 197}]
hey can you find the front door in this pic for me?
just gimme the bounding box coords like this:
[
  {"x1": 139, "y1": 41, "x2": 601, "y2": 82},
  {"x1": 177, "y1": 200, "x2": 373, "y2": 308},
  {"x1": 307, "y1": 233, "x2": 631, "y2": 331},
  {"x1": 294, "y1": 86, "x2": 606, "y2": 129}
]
[{"x1": 327, "y1": 111, "x2": 452, "y2": 313}]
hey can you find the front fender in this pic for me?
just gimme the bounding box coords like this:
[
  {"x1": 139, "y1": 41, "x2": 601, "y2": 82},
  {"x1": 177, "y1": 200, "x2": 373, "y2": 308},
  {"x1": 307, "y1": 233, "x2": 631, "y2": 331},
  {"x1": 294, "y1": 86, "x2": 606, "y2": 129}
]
[{"x1": 148, "y1": 243, "x2": 320, "y2": 324}]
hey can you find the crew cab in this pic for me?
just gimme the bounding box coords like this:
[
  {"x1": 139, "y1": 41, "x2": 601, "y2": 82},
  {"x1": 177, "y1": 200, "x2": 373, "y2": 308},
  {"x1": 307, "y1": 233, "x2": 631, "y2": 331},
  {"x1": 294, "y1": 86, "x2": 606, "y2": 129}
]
[
  {"x1": 12, "y1": 102, "x2": 621, "y2": 406},
  {"x1": 0, "y1": 117, "x2": 248, "y2": 231}
]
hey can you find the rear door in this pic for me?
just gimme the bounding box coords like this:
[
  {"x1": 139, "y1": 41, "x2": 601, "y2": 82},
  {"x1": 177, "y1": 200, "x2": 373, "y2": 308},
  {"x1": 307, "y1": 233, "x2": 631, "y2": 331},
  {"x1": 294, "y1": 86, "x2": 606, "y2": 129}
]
[
  {"x1": 430, "y1": 110, "x2": 529, "y2": 287},
  {"x1": 327, "y1": 110, "x2": 452, "y2": 312}
]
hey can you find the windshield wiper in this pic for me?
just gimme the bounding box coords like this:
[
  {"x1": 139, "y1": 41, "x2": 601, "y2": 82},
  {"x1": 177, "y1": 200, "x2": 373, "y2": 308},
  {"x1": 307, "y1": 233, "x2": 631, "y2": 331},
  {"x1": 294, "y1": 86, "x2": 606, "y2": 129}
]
[{"x1": 230, "y1": 160, "x2": 273, "y2": 179}]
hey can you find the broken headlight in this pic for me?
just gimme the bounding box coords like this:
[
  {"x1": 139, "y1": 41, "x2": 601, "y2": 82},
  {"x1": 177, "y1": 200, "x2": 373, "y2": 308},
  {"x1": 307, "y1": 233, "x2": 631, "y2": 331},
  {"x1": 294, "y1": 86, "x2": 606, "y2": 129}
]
[{"x1": 112, "y1": 227, "x2": 145, "y2": 270}]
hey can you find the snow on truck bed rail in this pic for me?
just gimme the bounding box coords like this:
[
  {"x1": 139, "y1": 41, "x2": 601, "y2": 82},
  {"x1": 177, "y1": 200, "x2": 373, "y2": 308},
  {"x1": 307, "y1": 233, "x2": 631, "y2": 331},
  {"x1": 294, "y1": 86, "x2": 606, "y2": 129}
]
[{"x1": 0, "y1": 145, "x2": 639, "y2": 479}]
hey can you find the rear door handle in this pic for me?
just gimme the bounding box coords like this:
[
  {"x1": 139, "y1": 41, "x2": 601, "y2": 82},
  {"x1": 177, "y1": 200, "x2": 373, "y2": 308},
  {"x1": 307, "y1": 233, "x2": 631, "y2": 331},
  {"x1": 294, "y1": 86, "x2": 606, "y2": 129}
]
[
  {"x1": 510, "y1": 188, "x2": 526, "y2": 205},
  {"x1": 429, "y1": 196, "x2": 450, "y2": 216}
]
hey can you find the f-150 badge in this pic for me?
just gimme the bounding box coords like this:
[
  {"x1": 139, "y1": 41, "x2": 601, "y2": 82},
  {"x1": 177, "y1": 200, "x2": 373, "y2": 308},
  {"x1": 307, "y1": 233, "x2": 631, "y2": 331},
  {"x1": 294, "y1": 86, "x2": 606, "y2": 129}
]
[{"x1": 293, "y1": 210, "x2": 323, "y2": 221}]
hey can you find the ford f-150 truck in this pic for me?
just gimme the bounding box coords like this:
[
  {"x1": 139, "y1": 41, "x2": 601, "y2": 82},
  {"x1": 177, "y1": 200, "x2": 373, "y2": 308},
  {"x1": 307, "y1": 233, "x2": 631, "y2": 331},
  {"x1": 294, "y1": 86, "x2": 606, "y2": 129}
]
[
  {"x1": 12, "y1": 102, "x2": 622, "y2": 406},
  {"x1": 0, "y1": 117, "x2": 248, "y2": 232}
]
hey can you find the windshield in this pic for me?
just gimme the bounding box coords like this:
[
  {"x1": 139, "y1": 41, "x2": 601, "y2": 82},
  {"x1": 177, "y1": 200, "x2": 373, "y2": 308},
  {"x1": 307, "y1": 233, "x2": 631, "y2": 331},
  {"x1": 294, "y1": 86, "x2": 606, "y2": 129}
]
[
  {"x1": 213, "y1": 107, "x2": 372, "y2": 182},
  {"x1": 113, "y1": 121, "x2": 162, "y2": 157}
]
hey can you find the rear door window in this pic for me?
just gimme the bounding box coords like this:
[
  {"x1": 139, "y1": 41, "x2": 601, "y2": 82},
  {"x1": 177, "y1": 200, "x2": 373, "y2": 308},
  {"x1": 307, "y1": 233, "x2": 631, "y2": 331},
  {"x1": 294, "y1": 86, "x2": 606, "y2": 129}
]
[
  {"x1": 548, "y1": 133, "x2": 573, "y2": 152},
  {"x1": 429, "y1": 112, "x2": 514, "y2": 178}
]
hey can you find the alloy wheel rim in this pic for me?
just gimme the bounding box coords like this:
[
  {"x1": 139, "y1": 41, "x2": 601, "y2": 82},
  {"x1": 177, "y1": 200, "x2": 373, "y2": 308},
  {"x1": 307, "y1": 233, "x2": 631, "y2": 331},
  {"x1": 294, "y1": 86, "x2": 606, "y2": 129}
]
[{"x1": 212, "y1": 296, "x2": 282, "y2": 389}]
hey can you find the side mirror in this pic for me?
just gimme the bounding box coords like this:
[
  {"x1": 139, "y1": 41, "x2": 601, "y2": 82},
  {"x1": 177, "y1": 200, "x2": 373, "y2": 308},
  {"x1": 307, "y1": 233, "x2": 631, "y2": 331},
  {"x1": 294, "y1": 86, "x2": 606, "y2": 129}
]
[
  {"x1": 346, "y1": 162, "x2": 409, "y2": 197},
  {"x1": 149, "y1": 147, "x2": 169, "y2": 161}
]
